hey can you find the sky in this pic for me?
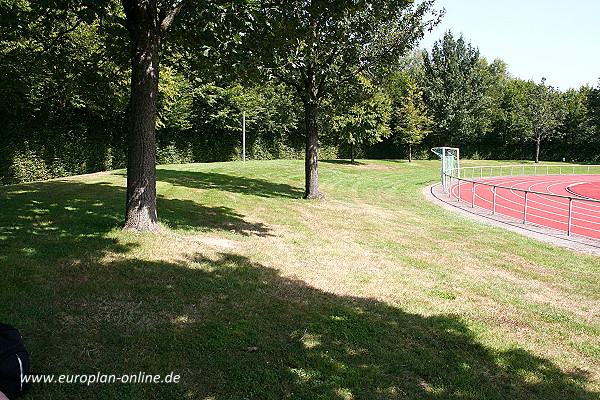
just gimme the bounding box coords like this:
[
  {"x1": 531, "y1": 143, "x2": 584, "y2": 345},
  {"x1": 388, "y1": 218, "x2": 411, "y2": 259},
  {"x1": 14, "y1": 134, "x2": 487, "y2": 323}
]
[{"x1": 418, "y1": 0, "x2": 600, "y2": 90}]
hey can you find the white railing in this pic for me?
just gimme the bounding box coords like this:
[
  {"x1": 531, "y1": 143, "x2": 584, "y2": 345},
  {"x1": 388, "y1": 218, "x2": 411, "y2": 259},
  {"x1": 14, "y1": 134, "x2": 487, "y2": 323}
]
[{"x1": 442, "y1": 164, "x2": 600, "y2": 238}]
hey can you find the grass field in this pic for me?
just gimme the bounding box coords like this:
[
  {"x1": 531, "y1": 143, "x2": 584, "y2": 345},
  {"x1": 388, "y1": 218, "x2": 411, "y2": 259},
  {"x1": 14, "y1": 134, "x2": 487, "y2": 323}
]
[{"x1": 0, "y1": 159, "x2": 598, "y2": 399}]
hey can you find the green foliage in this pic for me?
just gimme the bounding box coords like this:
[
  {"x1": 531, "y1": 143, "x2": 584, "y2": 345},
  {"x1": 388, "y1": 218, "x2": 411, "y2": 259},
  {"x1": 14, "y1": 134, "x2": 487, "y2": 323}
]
[
  {"x1": 422, "y1": 31, "x2": 493, "y2": 146},
  {"x1": 157, "y1": 66, "x2": 194, "y2": 131},
  {"x1": 2, "y1": 0, "x2": 600, "y2": 186},
  {"x1": 547, "y1": 84, "x2": 600, "y2": 163},
  {"x1": 392, "y1": 79, "x2": 432, "y2": 153},
  {"x1": 587, "y1": 83, "x2": 600, "y2": 161},
  {"x1": 232, "y1": 83, "x2": 302, "y2": 158},
  {"x1": 501, "y1": 79, "x2": 538, "y2": 142},
  {"x1": 524, "y1": 79, "x2": 567, "y2": 162},
  {"x1": 526, "y1": 79, "x2": 565, "y2": 138},
  {"x1": 8, "y1": 144, "x2": 52, "y2": 184},
  {"x1": 0, "y1": 0, "x2": 129, "y2": 183},
  {"x1": 243, "y1": 0, "x2": 440, "y2": 106},
  {"x1": 322, "y1": 75, "x2": 393, "y2": 153},
  {"x1": 183, "y1": 81, "x2": 304, "y2": 162},
  {"x1": 156, "y1": 143, "x2": 195, "y2": 165}
]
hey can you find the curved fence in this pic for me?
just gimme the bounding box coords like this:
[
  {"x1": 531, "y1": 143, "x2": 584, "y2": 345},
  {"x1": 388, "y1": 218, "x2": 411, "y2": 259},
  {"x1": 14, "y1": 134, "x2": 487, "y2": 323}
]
[{"x1": 442, "y1": 165, "x2": 600, "y2": 240}]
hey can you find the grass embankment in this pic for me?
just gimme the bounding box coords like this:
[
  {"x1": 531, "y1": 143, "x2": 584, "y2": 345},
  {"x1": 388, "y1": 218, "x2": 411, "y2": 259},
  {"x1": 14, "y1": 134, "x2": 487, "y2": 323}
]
[{"x1": 0, "y1": 159, "x2": 598, "y2": 399}]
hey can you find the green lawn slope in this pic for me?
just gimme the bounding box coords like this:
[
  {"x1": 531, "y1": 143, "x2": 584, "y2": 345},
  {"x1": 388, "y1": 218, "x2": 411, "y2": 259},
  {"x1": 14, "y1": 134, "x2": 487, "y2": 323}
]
[{"x1": 1, "y1": 159, "x2": 598, "y2": 399}]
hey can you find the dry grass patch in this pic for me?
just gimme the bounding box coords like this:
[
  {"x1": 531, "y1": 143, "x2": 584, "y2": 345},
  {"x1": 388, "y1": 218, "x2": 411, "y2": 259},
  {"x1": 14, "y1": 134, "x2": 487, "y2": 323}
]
[{"x1": 2, "y1": 159, "x2": 599, "y2": 399}]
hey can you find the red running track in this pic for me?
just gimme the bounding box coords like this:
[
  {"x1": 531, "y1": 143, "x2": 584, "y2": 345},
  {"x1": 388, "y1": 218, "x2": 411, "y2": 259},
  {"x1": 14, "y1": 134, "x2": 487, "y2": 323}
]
[{"x1": 450, "y1": 175, "x2": 600, "y2": 241}]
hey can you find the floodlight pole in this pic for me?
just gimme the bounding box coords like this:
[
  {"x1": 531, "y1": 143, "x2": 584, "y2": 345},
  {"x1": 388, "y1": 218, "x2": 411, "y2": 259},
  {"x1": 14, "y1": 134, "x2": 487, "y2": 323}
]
[{"x1": 242, "y1": 111, "x2": 246, "y2": 163}]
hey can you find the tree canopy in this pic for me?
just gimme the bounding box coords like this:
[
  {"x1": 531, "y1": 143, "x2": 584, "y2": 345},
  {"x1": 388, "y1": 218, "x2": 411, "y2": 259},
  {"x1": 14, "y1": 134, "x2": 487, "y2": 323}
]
[
  {"x1": 422, "y1": 31, "x2": 491, "y2": 146},
  {"x1": 525, "y1": 79, "x2": 567, "y2": 163},
  {"x1": 389, "y1": 76, "x2": 432, "y2": 162},
  {"x1": 2, "y1": 1, "x2": 600, "y2": 208},
  {"x1": 243, "y1": 0, "x2": 440, "y2": 198}
]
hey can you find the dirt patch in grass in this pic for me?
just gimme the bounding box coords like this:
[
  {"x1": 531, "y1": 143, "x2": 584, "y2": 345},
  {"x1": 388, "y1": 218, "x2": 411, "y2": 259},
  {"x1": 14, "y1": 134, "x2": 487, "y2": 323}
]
[
  {"x1": 354, "y1": 163, "x2": 398, "y2": 170},
  {"x1": 187, "y1": 236, "x2": 239, "y2": 248}
]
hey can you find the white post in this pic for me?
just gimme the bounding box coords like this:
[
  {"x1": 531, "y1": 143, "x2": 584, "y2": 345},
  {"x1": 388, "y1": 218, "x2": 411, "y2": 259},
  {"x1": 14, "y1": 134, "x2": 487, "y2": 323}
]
[
  {"x1": 242, "y1": 111, "x2": 246, "y2": 163},
  {"x1": 567, "y1": 198, "x2": 573, "y2": 236},
  {"x1": 523, "y1": 191, "x2": 528, "y2": 224}
]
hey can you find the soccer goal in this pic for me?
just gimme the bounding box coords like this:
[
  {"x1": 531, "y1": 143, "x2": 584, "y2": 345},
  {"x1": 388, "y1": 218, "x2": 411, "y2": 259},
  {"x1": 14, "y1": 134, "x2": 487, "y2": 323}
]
[{"x1": 431, "y1": 147, "x2": 460, "y2": 191}]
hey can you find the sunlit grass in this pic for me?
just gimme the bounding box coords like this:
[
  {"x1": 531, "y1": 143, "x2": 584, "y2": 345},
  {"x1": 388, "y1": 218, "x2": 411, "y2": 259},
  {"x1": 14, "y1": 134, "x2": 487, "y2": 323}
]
[{"x1": 0, "y1": 159, "x2": 598, "y2": 399}]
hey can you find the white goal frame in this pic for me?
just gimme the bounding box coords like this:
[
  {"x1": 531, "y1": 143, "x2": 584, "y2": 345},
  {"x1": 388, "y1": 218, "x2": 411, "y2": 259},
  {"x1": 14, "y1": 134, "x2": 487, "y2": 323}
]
[{"x1": 431, "y1": 147, "x2": 460, "y2": 190}]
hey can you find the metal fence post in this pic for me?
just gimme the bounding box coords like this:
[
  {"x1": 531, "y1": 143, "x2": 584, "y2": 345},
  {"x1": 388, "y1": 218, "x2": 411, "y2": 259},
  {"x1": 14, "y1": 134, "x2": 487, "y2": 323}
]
[
  {"x1": 568, "y1": 198, "x2": 573, "y2": 236},
  {"x1": 492, "y1": 186, "x2": 497, "y2": 215},
  {"x1": 523, "y1": 191, "x2": 528, "y2": 224},
  {"x1": 472, "y1": 182, "x2": 476, "y2": 208}
]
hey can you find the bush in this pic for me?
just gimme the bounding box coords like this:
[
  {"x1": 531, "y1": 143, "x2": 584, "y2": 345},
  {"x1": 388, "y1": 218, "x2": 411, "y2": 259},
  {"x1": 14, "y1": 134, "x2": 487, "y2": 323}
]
[
  {"x1": 9, "y1": 145, "x2": 52, "y2": 183},
  {"x1": 156, "y1": 143, "x2": 194, "y2": 165}
]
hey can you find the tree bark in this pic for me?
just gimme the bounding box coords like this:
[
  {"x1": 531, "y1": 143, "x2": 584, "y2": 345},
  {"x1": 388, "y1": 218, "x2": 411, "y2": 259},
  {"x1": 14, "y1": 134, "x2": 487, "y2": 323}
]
[
  {"x1": 303, "y1": 100, "x2": 324, "y2": 199},
  {"x1": 350, "y1": 143, "x2": 355, "y2": 164},
  {"x1": 122, "y1": 0, "x2": 160, "y2": 232},
  {"x1": 408, "y1": 144, "x2": 413, "y2": 163},
  {"x1": 535, "y1": 136, "x2": 541, "y2": 163}
]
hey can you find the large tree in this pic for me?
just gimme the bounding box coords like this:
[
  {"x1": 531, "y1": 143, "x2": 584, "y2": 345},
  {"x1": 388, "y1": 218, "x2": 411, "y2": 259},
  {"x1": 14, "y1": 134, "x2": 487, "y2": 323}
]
[
  {"x1": 421, "y1": 31, "x2": 492, "y2": 147},
  {"x1": 392, "y1": 79, "x2": 432, "y2": 162},
  {"x1": 323, "y1": 75, "x2": 393, "y2": 164},
  {"x1": 245, "y1": 0, "x2": 440, "y2": 198},
  {"x1": 119, "y1": 0, "x2": 253, "y2": 231},
  {"x1": 558, "y1": 86, "x2": 593, "y2": 162},
  {"x1": 588, "y1": 83, "x2": 600, "y2": 162},
  {"x1": 119, "y1": 0, "x2": 186, "y2": 231},
  {"x1": 525, "y1": 79, "x2": 566, "y2": 163}
]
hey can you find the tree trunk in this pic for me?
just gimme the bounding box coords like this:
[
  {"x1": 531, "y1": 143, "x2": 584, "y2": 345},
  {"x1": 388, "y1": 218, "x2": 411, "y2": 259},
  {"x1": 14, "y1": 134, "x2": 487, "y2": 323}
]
[
  {"x1": 408, "y1": 144, "x2": 413, "y2": 163},
  {"x1": 303, "y1": 100, "x2": 324, "y2": 199},
  {"x1": 535, "y1": 136, "x2": 541, "y2": 163},
  {"x1": 350, "y1": 143, "x2": 355, "y2": 164},
  {"x1": 122, "y1": 0, "x2": 160, "y2": 232}
]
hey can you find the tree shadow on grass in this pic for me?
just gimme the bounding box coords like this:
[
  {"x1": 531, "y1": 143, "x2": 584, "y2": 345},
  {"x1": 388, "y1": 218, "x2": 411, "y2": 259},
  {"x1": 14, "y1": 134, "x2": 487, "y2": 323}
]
[
  {"x1": 158, "y1": 198, "x2": 272, "y2": 237},
  {"x1": 0, "y1": 180, "x2": 132, "y2": 269},
  {"x1": 0, "y1": 178, "x2": 597, "y2": 399},
  {"x1": 381, "y1": 159, "x2": 427, "y2": 164},
  {"x1": 320, "y1": 159, "x2": 368, "y2": 166},
  {"x1": 0, "y1": 177, "x2": 273, "y2": 347},
  {"x1": 155, "y1": 169, "x2": 304, "y2": 199},
  {"x1": 4, "y1": 250, "x2": 596, "y2": 400},
  {"x1": 0, "y1": 178, "x2": 272, "y2": 260}
]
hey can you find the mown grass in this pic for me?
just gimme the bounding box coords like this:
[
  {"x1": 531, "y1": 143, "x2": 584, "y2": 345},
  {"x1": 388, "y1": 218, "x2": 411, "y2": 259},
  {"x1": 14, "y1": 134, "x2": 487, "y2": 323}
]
[{"x1": 0, "y1": 159, "x2": 598, "y2": 399}]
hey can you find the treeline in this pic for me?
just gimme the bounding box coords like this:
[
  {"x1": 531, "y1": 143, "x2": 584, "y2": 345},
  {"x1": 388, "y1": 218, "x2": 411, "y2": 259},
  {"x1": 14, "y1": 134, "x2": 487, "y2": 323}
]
[
  {"x1": 409, "y1": 32, "x2": 600, "y2": 164},
  {"x1": 1, "y1": 2, "x2": 598, "y2": 185}
]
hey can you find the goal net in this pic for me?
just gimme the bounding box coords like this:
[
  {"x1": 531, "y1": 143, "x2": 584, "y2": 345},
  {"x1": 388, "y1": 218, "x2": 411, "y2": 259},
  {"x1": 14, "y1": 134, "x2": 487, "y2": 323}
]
[{"x1": 431, "y1": 147, "x2": 460, "y2": 190}]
